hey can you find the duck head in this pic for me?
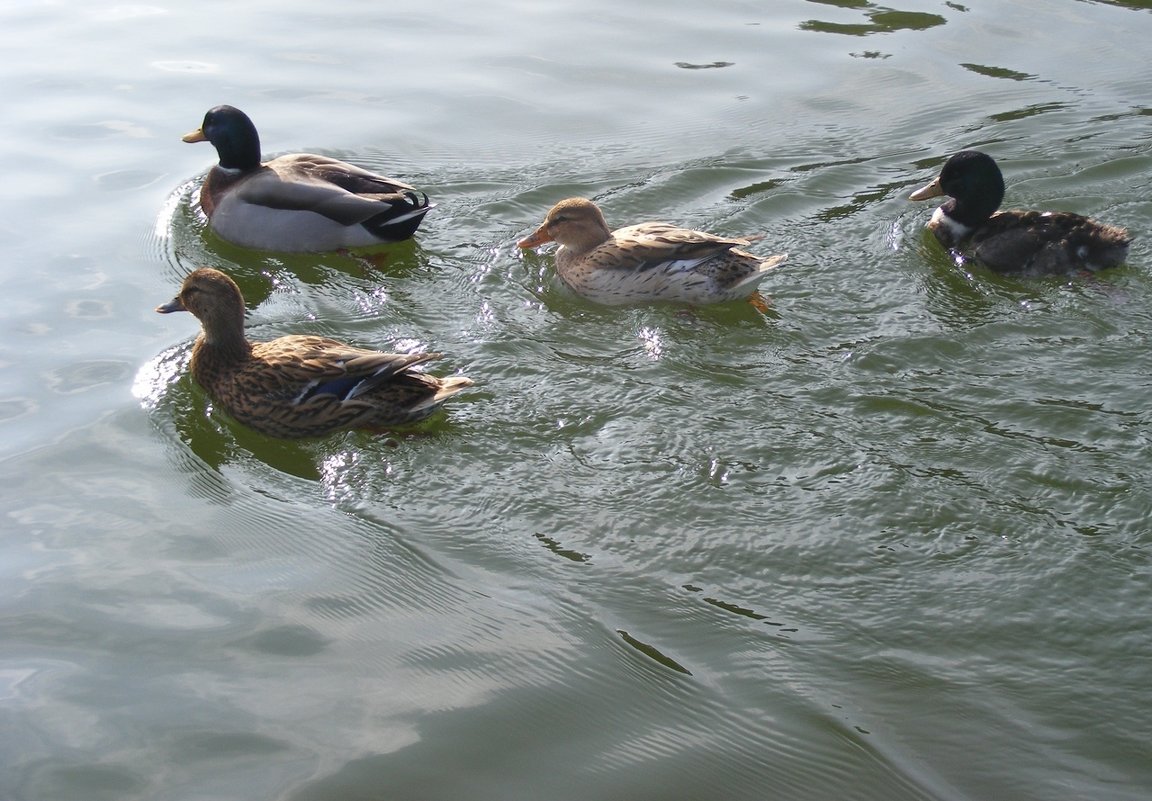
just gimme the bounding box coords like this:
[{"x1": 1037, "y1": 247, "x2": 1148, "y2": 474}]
[
  {"x1": 910, "y1": 150, "x2": 1005, "y2": 227},
  {"x1": 183, "y1": 105, "x2": 263, "y2": 171},
  {"x1": 518, "y1": 197, "x2": 613, "y2": 254}
]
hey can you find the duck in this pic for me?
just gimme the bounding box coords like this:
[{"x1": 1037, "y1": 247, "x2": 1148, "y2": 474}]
[
  {"x1": 182, "y1": 105, "x2": 434, "y2": 252},
  {"x1": 517, "y1": 197, "x2": 787, "y2": 306},
  {"x1": 909, "y1": 150, "x2": 1131, "y2": 275},
  {"x1": 156, "y1": 267, "x2": 472, "y2": 439}
]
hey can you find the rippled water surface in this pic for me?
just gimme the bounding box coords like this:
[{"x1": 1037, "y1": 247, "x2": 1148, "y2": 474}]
[{"x1": 2, "y1": 1, "x2": 1151, "y2": 800}]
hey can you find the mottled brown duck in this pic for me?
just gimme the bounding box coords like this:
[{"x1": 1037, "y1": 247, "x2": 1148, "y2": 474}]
[
  {"x1": 518, "y1": 197, "x2": 786, "y2": 306},
  {"x1": 156, "y1": 268, "x2": 471, "y2": 438}
]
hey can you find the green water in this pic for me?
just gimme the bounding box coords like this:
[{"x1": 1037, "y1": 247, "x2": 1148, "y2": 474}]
[{"x1": 2, "y1": 1, "x2": 1151, "y2": 800}]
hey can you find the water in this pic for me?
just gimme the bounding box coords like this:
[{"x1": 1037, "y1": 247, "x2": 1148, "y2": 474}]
[{"x1": 2, "y1": 1, "x2": 1151, "y2": 799}]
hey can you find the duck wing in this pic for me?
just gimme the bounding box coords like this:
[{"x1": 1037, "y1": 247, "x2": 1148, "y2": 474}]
[
  {"x1": 277, "y1": 154, "x2": 417, "y2": 195},
  {"x1": 249, "y1": 338, "x2": 438, "y2": 402},
  {"x1": 234, "y1": 156, "x2": 428, "y2": 227},
  {"x1": 603, "y1": 223, "x2": 754, "y2": 272}
]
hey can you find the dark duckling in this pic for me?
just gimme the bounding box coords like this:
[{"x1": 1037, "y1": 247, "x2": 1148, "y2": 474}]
[{"x1": 909, "y1": 150, "x2": 1131, "y2": 275}]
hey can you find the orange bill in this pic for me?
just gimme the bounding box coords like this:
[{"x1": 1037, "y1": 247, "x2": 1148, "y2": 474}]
[{"x1": 517, "y1": 225, "x2": 554, "y2": 249}]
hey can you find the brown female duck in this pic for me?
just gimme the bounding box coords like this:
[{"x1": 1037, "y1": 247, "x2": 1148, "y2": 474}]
[
  {"x1": 156, "y1": 268, "x2": 472, "y2": 438},
  {"x1": 909, "y1": 150, "x2": 1131, "y2": 275},
  {"x1": 183, "y1": 105, "x2": 433, "y2": 252},
  {"x1": 517, "y1": 198, "x2": 786, "y2": 306}
]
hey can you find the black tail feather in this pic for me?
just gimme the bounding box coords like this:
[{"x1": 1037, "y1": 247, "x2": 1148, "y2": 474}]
[{"x1": 362, "y1": 192, "x2": 435, "y2": 241}]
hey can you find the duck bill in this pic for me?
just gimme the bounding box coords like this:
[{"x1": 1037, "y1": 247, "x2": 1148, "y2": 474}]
[
  {"x1": 156, "y1": 297, "x2": 187, "y2": 314},
  {"x1": 909, "y1": 176, "x2": 944, "y2": 201},
  {"x1": 181, "y1": 128, "x2": 207, "y2": 144},
  {"x1": 517, "y1": 225, "x2": 554, "y2": 249}
]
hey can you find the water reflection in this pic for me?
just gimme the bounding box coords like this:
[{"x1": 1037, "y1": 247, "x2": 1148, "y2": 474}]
[
  {"x1": 988, "y1": 102, "x2": 1070, "y2": 122},
  {"x1": 533, "y1": 532, "x2": 592, "y2": 563},
  {"x1": 960, "y1": 63, "x2": 1037, "y2": 82},
  {"x1": 815, "y1": 179, "x2": 905, "y2": 223},
  {"x1": 674, "y1": 61, "x2": 734, "y2": 70},
  {"x1": 131, "y1": 346, "x2": 187, "y2": 413},
  {"x1": 13, "y1": 0, "x2": 1152, "y2": 798},
  {"x1": 636, "y1": 325, "x2": 665, "y2": 359},
  {"x1": 1090, "y1": 0, "x2": 1152, "y2": 10},
  {"x1": 801, "y1": 0, "x2": 947, "y2": 36}
]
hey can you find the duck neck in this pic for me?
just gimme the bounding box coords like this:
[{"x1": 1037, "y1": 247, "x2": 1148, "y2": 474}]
[
  {"x1": 197, "y1": 309, "x2": 252, "y2": 365},
  {"x1": 562, "y1": 217, "x2": 612, "y2": 257},
  {"x1": 947, "y1": 175, "x2": 1004, "y2": 229},
  {"x1": 929, "y1": 205, "x2": 974, "y2": 246},
  {"x1": 200, "y1": 167, "x2": 249, "y2": 216},
  {"x1": 216, "y1": 122, "x2": 262, "y2": 171},
  {"x1": 945, "y1": 195, "x2": 997, "y2": 229}
]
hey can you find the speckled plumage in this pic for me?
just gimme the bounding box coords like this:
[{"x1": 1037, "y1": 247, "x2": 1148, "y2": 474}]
[
  {"x1": 156, "y1": 268, "x2": 472, "y2": 438},
  {"x1": 909, "y1": 150, "x2": 1131, "y2": 275},
  {"x1": 517, "y1": 198, "x2": 787, "y2": 305},
  {"x1": 184, "y1": 105, "x2": 433, "y2": 252}
]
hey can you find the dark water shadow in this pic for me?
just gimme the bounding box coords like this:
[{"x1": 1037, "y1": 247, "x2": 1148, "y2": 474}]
[
  {"x1": 149, "y1": 363, "x2": 325, "y2": 481},
  {"x1": 908, "y1": 227, "x2": 1140, "y2": 332}
]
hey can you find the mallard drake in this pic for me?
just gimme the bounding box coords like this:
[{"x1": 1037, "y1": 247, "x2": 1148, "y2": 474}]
[
  {"x1": 182, "y1": 105, "x2": 433, "y2": 252},
  {"x1": 517, "y1": 197, "x2": 787, "y2": 306},
  {"x1": 909, "y1": 150, "x2": 1131, "y2": 275},
  {"x1": 156, "y1": 267, "x2": 472, "y2": 438}
]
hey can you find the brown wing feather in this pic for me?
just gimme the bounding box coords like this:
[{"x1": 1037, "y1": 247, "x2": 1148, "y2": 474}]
[
  {"x1": 601, "y1": 223, "x2": 752, "y2": 271},
  {"x1": 274, "y1": 154, "x2": 417, "y2": 195}
]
